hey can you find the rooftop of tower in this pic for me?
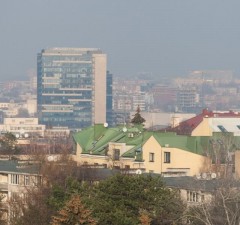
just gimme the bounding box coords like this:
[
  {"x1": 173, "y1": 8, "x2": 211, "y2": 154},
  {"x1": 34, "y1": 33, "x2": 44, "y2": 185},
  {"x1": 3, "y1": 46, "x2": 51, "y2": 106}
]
[{"x1": 41, "y1": 47, "x2": 103, "y2": 55}]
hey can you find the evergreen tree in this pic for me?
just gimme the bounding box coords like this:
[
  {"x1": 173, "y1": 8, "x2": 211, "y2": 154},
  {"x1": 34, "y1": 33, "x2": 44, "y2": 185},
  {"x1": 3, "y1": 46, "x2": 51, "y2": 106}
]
[
  {"x1": 0, "y1": 132, "x2": 19, "y2": 157},
  {"x1": 51, "y1": 195, "x2": 97, "y2": 225},
  {"x1": 131, "y1": 106, "x2": 146, "y2": 125},
  {"x1": 84, "y1": 174, "x2": 184, "y2": 225}
]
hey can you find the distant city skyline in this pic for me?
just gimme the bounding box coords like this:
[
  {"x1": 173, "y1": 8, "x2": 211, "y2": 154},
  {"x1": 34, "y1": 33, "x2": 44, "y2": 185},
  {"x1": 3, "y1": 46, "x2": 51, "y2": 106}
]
[{"x1": 1, "y1": 0, "x2": 240, "y2": 80}]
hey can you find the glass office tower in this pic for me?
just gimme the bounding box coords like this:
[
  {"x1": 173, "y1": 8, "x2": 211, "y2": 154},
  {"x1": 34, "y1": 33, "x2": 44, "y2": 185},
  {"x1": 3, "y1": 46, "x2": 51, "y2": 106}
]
[{"x1": 37, "y1": 48, "x2": 107, "y2": 129}]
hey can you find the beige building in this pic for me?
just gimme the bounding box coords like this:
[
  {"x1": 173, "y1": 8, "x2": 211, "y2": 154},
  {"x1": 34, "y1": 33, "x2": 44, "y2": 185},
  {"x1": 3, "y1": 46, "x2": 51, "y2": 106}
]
[
  {"x1": 72, "y1": 124, "x2": 211, "y2": 177},
  {"x1": 167, "y1": 109, "x2": 240, "y2": 136},
  {"x1": 25, "y1": 99, "x2": 37, "y2": 116},
  {"x1": 0, "y1": 160, "x2": 41, "y2": 224},
  {"x1": 0, "y1": 118, "x2": 45, "y2": 138}
]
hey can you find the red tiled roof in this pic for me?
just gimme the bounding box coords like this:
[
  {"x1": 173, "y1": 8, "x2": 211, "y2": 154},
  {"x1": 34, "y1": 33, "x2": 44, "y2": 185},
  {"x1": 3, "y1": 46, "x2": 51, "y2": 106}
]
[{"x1": 166, "y1": 109, "x2": 240, "y2": 135}]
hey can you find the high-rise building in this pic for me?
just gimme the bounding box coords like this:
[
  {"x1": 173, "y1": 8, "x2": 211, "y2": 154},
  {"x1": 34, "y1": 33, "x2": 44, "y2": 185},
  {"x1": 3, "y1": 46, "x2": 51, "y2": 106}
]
[
  {"x1": 106, "y1": 71, "x2": 113, "y2": 126},
  {"x1": 177, "y1": 88, "x2": 199, "y2": 112},
  {"x1": 37, "y1": 48, "x2": 107, "y2": 129}
]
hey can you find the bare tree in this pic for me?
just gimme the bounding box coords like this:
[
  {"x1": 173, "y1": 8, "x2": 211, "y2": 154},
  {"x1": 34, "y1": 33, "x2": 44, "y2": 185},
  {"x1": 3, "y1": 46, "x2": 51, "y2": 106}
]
[
  {"x1": 185, "y1": 179, "x2": 240, "y2": 225},
  {"x1": 208, "y1": 133, "x2": 238, "y2": 178}
]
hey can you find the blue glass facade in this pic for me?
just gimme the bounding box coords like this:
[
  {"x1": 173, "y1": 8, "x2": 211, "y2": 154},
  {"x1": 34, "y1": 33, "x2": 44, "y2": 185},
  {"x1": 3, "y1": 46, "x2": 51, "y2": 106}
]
[{"x1": 37, "y1": 48, "x2": 107, "y2": 129}]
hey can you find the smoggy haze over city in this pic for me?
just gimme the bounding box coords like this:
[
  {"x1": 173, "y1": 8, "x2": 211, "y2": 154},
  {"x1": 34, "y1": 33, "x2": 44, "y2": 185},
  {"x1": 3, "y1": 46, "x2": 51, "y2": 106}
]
[{"x1": 1, "y1": 0, "x2": 240, "y2": 80}]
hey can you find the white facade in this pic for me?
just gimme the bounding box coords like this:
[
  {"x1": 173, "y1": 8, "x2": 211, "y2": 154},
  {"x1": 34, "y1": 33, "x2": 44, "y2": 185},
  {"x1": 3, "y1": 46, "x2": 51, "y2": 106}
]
[
  {"x1": 130, "y1": 112, "x2": 196, "y2": 129},
  {"x1": 0, "y1": 118, "x2": 45, "y2": 137},
  {"x1": 25, "y1": 99, "x2": 37, "y2": 116}
]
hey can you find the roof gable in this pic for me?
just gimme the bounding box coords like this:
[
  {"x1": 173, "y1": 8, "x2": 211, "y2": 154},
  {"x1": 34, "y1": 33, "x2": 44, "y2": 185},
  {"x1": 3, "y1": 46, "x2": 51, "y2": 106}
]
[{"x1": 166, "y1": 109, "x2": 240, "y2": 135}]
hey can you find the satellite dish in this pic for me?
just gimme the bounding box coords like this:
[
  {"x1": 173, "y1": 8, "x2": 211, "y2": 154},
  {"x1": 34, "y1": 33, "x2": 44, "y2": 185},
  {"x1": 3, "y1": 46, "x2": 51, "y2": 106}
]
[
  {"x1": 122, "y1": 127, "x2": 127, "y2": 133},
  {"x1": 15, "y1": 134, "x2": 20, "y2": 138},
  {"x1": 211, "y1": 173, "x2": 217, "y2": 179},
  {"x1": 202, "y1": 173, "x2": 207, "y2": 179},
  {"x1": 47, "y1": 156, "x2": 54, "y2": 161},
  {"x1": 24, "y1": 133, "x2": 29, "y2": 138},
  {"x1": 136, "y1": 169, "x2": 142, "y2": 175},
  {"x1": 104, "y1": 122, "x2": 108, "y2": 128},
  {"x1": 196, "y1": 174, "x2": 201, "y2": 179}
]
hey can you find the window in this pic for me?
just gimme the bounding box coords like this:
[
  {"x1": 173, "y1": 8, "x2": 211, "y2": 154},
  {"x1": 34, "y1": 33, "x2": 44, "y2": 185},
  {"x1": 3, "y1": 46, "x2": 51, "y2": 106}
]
[
  {"x1": 11, "y1": 174, "x2": 19, "y2": 185},
  {"x1": 113, "y1": 149, "x2": 120, "y2": 161},
  {"x1": 149, "y1": 153, "x2": 155, "y2": 162},
  {"x1": 113, "y1": 166, "x2": 120, "y2": 169},
  {"x1": 125, "y1": 165, "x2": 130, "y2": 170},
  {"x1": 24, "y1": 175, "x2": 30, "y2": 186},
  {"x1": 187, "y1": 191, "x2": 203, "y2": 203},
  {"x1": 164, "y1": 152, "x2": 171, "y2": 163}
]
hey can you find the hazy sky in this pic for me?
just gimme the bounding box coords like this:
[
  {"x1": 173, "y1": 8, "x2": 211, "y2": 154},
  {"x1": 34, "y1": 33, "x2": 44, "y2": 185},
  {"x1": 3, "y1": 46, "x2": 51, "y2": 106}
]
[{"x1": 1, "y1": 0, "x2": 240, "y2": 80}]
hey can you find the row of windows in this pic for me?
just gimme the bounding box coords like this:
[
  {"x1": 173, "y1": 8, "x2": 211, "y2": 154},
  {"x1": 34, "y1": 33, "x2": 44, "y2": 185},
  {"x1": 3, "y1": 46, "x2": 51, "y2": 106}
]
[
  {"x1": 10, "y1": 174, "x2": 42, "y2": 186},
  {"x1": 42, "y1": 90, "x2": 92, "y2": 95},
  {"x1": 149, "y1": 152, "x2": 171, "y2": 163},
  {"x1": 10, "y1": 127, "x2": 43, "y2": 131},
  {"x1": 43, "y1": 68, "x2": 92, "y2": 73},
  {"x1": 42, "y1": 106, "x2": 73, "y2": 111}
]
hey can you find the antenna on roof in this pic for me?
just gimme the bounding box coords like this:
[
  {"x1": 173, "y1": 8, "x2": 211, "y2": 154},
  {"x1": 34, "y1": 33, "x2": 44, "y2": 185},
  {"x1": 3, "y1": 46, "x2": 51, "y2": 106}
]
[
  {"x1": 136, "y1": 169, "x2": 142, "y2": 175},
  {"x1": 202, "y1": 173, "x2": 207, "y2": 179},
  {"x1": 211, "y1": 173, "x2": 217, "y2": 179},
  {"x1": 122, "y1": 127, "x2": 127, "y2": 133},
  {"x1": 196, "y1": 174, "x2": 201, "y2": 179}
]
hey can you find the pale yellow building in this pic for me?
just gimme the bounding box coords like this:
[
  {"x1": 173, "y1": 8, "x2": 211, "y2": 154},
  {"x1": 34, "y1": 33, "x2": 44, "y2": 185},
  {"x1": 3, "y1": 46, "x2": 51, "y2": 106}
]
[
  {"x1": 72, "y1": 124, "x2": 211, "y2": 177},
  {"x1": 0, "y1": 160, "x2": 41, "y2": 224},
  {"x1": 167, "y1": 109, "x2": 240, "y2": 136}
]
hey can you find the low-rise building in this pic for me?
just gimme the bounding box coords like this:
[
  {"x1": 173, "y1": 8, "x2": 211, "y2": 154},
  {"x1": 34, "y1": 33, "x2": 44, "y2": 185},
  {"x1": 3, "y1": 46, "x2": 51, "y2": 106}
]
[
  {"x1": 0, "y1": 160, "x2": 41, "y2": 223},
  {"x1": 166, "y1": 109, "x2": 240, "y2": 136},
  {"x1": 72, "y1": 124, "x2": 211, "y2": 176},
  {"x1": 0, "y1": 118, "x2": 45, "y2": 138}
]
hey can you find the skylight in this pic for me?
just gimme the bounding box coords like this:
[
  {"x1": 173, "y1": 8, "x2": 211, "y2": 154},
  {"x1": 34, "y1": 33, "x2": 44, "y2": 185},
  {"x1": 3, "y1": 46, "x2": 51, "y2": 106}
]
[{"x1": 217, "y1": 125, "x2": 227, "y2": 132}]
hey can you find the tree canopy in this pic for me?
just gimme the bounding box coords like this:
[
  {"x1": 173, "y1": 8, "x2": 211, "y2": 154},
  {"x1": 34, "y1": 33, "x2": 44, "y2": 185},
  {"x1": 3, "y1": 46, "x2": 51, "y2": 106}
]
[
  {"x1": 84, "y1": 174, "x2": 184, "y2": 225},
  {"x1": 10, "y1": 159, "x2": 185, "y2": 225},
  {"x1": 51, "y1": 195, "x2": 97, "y2": 225},
  {"x1": 0, "y1": 132, "x2": 19, "y2": 157}
]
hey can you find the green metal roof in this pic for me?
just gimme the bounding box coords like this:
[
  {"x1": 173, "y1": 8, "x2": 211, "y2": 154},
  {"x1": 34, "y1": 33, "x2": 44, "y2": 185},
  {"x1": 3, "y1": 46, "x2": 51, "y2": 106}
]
[
  {"x1": 73, "y1": 125, "x2": 214, "y2": 159},
  {"x1": 152, "y1": 133, "x2": 205, "y2": 155}
]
